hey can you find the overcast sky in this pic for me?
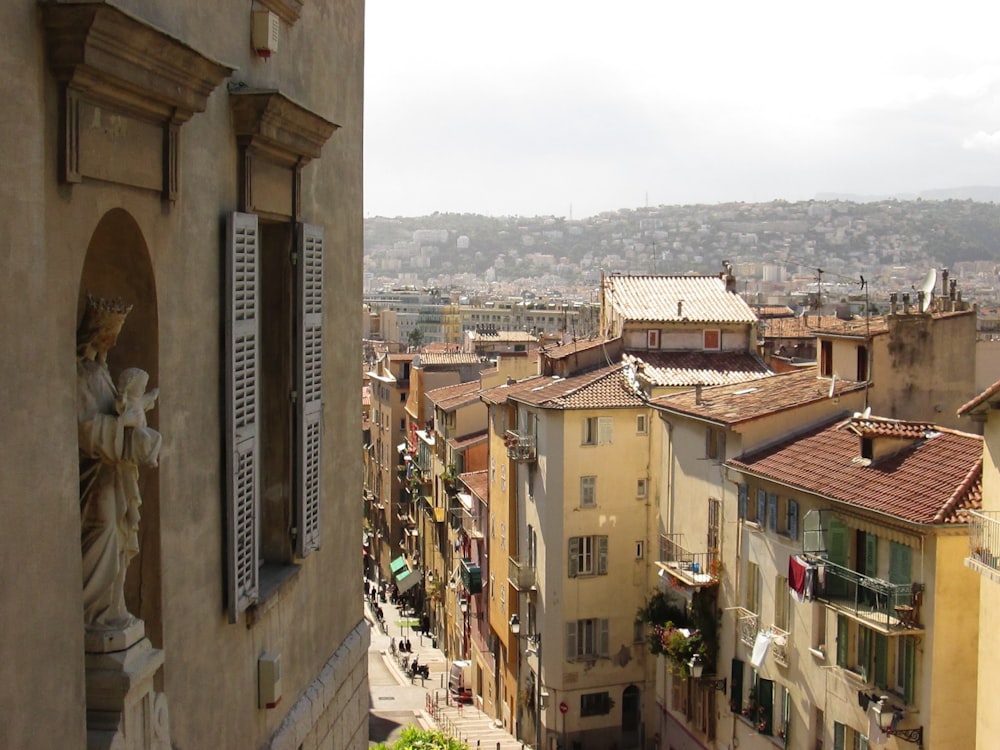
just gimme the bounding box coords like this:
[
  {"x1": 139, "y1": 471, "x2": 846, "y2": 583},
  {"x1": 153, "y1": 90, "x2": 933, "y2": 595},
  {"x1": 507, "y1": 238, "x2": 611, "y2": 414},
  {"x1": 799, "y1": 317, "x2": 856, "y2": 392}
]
[{"x1": 364, "y1": 1, "x2": 1000, "y2": 219}]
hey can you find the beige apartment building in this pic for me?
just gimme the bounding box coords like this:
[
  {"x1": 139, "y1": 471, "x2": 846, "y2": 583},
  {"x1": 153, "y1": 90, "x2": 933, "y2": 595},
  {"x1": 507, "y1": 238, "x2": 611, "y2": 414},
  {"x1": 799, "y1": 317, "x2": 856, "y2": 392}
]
[
  {"x1": 959, "y1": 377, "x2": 1000, "y2": 749},
  {"x1": 648, "y1": 369, "x2": 868, "y2": 748},
  {"x1": 727, "y1": 415, "x2": 981, "y2": 750},
  {"x1": 1, "y1": 1, "x2": 366, "y2": 748}
]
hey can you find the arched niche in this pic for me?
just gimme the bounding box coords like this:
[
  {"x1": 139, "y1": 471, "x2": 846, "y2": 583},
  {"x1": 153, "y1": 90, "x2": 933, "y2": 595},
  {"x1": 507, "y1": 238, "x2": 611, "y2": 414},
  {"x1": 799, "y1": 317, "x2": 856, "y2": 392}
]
[{"x1": 77, "y1": 208, "x2": 162, "y2": 648}]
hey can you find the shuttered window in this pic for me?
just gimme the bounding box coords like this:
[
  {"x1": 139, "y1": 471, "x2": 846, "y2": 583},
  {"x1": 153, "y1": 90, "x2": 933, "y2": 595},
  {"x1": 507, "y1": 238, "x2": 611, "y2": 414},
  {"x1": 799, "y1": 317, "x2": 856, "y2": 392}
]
[
  {"x1": 568, "y1": 535, "x2": 608, "y2": 577},
  {"x1": 295, "y1": 224, "x2": 324, "y2": 556},
  {"x1": 566, "y1": 618, "x2": 610, "y2": 659},
  {"x1": 225, "y1": 212, "x2": 261, "y2": 622}
]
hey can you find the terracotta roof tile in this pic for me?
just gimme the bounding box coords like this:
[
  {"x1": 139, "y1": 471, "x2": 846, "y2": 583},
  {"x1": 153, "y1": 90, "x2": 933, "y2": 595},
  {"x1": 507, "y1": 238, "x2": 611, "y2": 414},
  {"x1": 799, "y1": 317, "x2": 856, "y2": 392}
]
[
  {"x1": 958, "y1": 376, "x2": 1000, "y2": 416},
  {"x1": 810, "y1": 316, "x2": 890, "y2": 337},
  {"x1": 415, "y1": 352, "x2": 483, "y2": 366},
  {"x1": 542, "y1": 336, "x2": 615, "y2": 360},
  {"x1": 468, "y1": 330, "x2": 539, "y2": 342},
  {"x1": 845, "y1": 416, "x2": 937, "y2": 440},
  {"x1": 482, "y1": 365, "x2": 645, "y2": 410},
  {"x1": 459, "y1": 470, "x2": 489, "y2": 500},
  {"x1": 627, "y1": 351, "x2": 772, "y2": 388},
  {"x1": 650, "y1": 369, "x2": 865, "y2": 425},
  {"x1": 448, "y1": 430, "x2": 488, "y2": 451},
  {"x1": 760, "y1": 315, "x2": 848, "y2": 339},
  {"x1": 728, "y1": 417, "x2": 983, "y2": 525},
  {"x1": 604, "y1": 274, "x2": 758, "y2": 324},
  {"x1": 753, "y1": 305, "x2": 796, "y2": 318},
  {"x1": 426, "y1": 380, "x2": 482, "y2": 411}
]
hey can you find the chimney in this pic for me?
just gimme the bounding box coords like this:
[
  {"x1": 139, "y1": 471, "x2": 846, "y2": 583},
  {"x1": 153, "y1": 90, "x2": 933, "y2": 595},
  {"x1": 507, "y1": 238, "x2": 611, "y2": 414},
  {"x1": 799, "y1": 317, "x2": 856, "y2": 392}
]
[
  {"x1": 941, "y1": 269, "x2": 949, "y2": 298},
  {"x1": 677, "y1": 300, "x2": 684, "y2": 318},
  {"x1": 917, "y1": 290, "x2": 925, "y2": 312},
  {"x1": 889, "y1": 293, "x2": 898, "y2": 315},
  {"x1": 902, "y1": 293, "x2": 911, "y2": 314},
  {"x1": 695, "y1": 383, "x2": 703, "y2": 405},
  {"x1": 506, "y1": 376, "x2": 515, "y2": 386}
]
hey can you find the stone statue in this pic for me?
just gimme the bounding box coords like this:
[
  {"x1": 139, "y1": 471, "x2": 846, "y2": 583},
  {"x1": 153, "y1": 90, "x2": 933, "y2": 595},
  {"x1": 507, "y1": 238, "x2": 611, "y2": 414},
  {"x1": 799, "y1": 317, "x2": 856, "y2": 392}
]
[{"x1": 77, "y1": 296, "x2": 161, "y2": 639}]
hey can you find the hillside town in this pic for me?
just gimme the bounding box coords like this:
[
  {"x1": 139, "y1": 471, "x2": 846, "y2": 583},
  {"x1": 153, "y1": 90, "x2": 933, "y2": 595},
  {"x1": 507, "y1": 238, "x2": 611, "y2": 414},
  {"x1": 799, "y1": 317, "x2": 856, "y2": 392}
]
[{"x1": 364, "y1": 269, "x2": 1000, "y2": 749}]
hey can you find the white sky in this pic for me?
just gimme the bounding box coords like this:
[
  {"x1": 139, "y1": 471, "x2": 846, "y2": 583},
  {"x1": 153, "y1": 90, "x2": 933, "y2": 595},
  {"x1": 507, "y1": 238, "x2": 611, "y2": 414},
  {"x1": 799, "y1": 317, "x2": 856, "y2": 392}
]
[{"x1": 364, "y1": 1, "x2": 1000, "y2": 219}]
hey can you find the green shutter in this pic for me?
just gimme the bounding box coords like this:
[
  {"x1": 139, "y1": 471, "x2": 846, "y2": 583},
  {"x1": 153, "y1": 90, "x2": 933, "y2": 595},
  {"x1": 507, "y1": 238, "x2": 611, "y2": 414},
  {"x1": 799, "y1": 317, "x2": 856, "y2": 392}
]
[
  {"x1": 903, "y1": 637, "x2": 916, "y2": 705},
  {"x1": 858, "y1": 627, "x2": 871, "y2": 682},
  {"x1": 874, "y1": 633, "x2": 888, "y2": 689},
  {"x1": 828, "y1": 518, "x2": 849, "y2": 597},
  {"x1": 890, "y1": 542, "x2": 912, "y2": 585},
  {"x1": 758, "y1": 678, "x2": 774, "y2": 734},
  {"x1": 836, "y1": 615, "x2": 849, "y2": 668},
  {"x1": 864, "y1": 533, "x2": 878, "y2": 578},
  {"x1": 730, "y1": 659, "x2": 744, "y2": 713}
]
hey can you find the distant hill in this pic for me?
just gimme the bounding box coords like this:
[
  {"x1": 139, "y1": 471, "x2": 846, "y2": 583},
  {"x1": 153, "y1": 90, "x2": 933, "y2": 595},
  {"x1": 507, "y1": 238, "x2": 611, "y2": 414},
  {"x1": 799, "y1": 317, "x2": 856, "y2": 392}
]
[{"x1": 816, "y1": 186, "x2": 1000, "y2": 203}]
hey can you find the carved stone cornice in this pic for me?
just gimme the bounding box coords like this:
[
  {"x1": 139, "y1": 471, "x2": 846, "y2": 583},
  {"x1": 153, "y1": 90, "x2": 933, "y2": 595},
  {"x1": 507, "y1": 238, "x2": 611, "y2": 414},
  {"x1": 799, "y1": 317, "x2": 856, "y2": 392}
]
[
  {"x1": 229, "y1": 89, "x2": 339, "y2": 168},
  {"x1": 43, "y1": 1, "x2": 235, "y2": 124},
  {"x1": 42, "y1": 1, "x2": 235, "y2": 199}
]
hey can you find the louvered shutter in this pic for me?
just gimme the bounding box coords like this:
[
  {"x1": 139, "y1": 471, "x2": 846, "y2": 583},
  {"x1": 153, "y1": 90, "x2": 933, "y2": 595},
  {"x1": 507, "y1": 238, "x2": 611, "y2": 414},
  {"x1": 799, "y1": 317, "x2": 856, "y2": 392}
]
[
  {"x1": 767, "y1": 494, "x2": 778, "y2": 532},
  {"x1": 889, "y1": 542, "x2": 912, "y2": 585},
  {"x1": 597, "y1": 536, "x2": 608, "y2": 575},
  {"x1": 729, "y1": 659, "x2": 744, "y2": 713},
  {"x1": 864, "y1": 533, "x2": 878, "y2": 579},
  {"x1": 568, "y1": 537, "x2": 579, "y2": 577},
  {"x1": 757, "y1": 677, "x2": 773, "y2": 734},
  {"x1": 566, "y1": 622, "x2": 577, "y2": 659},
  {"x1": 597, "y1": 416, "x2": 613, "y2": 445},
  {"x1": 295, "y1": 223, "x2": 324, "y2": 557},
  {"x1": 787, "y1": 500, "x2": 799, "y2": 540},
  {"x1": 836, "y1": 614, "x2": 848, "y2": 667},
  {"x1": 738, "y1": 483, "x2": 748, "y2": 520},
  {"x1": 225, "y1": 212, "x2": 260, "y2": 622},
  {"x1": 598, "y1": 618, "x2": 610, "y2": 656},
  {"x1": 874, "y1": 632, "x2": 888, "y2": 689},
  {"x1": 756, "y1": 490, "x2": 766, "y2": 525}
]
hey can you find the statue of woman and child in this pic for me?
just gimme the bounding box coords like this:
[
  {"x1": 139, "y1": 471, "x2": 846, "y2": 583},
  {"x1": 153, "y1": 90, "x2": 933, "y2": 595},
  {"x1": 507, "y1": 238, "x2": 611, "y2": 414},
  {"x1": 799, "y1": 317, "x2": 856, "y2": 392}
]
[{"x1": 77, "y1": 295, "x2": 161, "y2": 640}]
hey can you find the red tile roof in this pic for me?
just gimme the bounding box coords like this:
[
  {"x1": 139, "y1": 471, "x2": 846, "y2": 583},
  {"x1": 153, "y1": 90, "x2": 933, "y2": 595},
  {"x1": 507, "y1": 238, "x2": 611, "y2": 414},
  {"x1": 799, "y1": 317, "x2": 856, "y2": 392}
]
[
  {"x1": 604, "y1": 274, "x2": 758, "y2": 324},
  {"x1": 459, "y1": 470, "x2": 489, "y2": 500},
  {"x1": 481, "y1": 365, "x2": 646, "y2": 410},
  {"x1": 426, "y1": 380, "x2": 482, "y2": 411},
  {"x1": 448, "y1": 430, "x2": 488, "y2": 451},
  {"x1": 810, "y1": 316, "x2": 890, "y2": 337},
  {"x1": 958, "y1": 377, "x2": 1000, "y2": 416},
  {"x1": 650, "y1": 369, "x2": 866, "y2": 425},
  {"x1": 753, "y1": 305, "x2": 796, "y2": 318},
  {"x1": 415, "y1": 352, "x2": 483, "y2": 366},
  {"x1": 759, "y1": 315, "x2": 849, "y2": 339},
  {"x1": 627, "y1": 351, "x2": 772, "y2": 388},
  {"x1": 542, "y1": 336, "x2": 616, "y2": 360},
  {"x1": 728, "y1": 417, "x2": 983, "y2": 525}
]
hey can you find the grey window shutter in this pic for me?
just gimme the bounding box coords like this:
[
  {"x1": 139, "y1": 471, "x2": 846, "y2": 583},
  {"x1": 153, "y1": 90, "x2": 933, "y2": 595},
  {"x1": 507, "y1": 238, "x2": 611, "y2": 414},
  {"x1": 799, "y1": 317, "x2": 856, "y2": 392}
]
[
  {"x1": 568, "y1": 537, "x2": 579, "y2": 577},
  {"x1": 597, "y1": 416, "x2": 613, "y2": 445},
  {"x1": 597, "y1": 536, "x2": 608, "y2": 575},
  {"x1": 295, "y1": 223, "x2": 324, "y2": 557},
  {"x1": 225, "y1": 212, "x2": 260, "y2": 622},
  {"x1": 566, "y1": 621, "x2": 577, "y2": 660},
  {"x1": 598, "y1": 618, "x2": 610, "y2": 656}
]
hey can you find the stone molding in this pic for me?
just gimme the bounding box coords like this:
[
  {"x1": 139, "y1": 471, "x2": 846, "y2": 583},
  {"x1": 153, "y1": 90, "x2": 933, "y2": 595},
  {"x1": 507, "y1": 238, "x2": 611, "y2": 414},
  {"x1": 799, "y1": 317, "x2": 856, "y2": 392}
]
[
  {"x1": 258, "y1": 0, "x2": 304, "y2": 25},
  {"x1": 230, "y1": 89, "x2": 339, "y2": 168},
  {"x1": 42, "y1": 1, "x2": 234, "y2": 197}
]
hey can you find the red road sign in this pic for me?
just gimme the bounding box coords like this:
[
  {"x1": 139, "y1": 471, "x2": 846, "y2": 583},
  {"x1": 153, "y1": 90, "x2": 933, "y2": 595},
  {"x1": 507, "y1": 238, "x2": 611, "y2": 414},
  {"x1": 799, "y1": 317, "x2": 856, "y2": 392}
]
[{"x1": 559, "y1": 701, "x2": 568, "y2": 714}]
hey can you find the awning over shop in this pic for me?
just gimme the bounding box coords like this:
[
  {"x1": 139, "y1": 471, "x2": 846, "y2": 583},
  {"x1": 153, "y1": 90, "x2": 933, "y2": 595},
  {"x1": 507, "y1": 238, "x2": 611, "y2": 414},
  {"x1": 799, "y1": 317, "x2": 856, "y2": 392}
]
[
  {"x1": 390, "y1": 556, "x2": 408, "y2": 577},
  {"x1": 396, "y1": 567, "x2": 420, "y2": 594}
]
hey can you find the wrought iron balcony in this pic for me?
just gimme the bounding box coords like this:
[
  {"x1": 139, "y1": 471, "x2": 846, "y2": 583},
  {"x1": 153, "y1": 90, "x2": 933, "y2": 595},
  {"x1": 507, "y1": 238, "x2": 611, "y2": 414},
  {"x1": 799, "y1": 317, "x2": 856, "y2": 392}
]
[
  {"x1": 967, "y1": 510, "x2": 1000, "y2": 581},
  {"x1": 508, "y1": 556, "x2": 536, "y2": 591},
  {"x1": 734, "y1": 607, "x2": 758, "y2": 648},
  {"x1": 656, "y1": 534, "x2": 718, "y2": 587},
  {"x1": 802, "y1": 554, "x2": 922, "y2": 631},
  {"x1": 770, "y1": 626, "x2": 790, "y2": 668},
  {"x1": 504, "y1": 430, "x2": 536, "y2": 462}
]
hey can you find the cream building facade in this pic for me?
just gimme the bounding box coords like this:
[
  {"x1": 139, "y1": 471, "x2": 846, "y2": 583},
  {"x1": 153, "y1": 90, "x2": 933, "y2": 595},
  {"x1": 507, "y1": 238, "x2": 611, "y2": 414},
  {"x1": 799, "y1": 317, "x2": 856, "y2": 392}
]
[{"x1": 1, "y1": 1, "x2": 366, "y2": 748}]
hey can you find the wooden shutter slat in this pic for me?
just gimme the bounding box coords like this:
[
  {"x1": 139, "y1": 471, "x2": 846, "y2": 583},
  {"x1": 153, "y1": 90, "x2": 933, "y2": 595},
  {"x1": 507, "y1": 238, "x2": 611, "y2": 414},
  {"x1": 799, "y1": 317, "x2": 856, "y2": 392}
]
[
  {"x1": 225, "y1": 212, "x2": 260, "y2": 622},
  {"x1": 296, "y1": 223, "x2": 324, "y2": 556}
]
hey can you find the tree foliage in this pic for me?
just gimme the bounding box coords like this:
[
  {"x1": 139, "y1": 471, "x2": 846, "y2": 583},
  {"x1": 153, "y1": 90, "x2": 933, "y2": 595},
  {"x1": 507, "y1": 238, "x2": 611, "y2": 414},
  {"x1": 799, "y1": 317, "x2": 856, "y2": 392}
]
[{"x1": 372, "y1": 726, "x2": 468, "y2": 749}]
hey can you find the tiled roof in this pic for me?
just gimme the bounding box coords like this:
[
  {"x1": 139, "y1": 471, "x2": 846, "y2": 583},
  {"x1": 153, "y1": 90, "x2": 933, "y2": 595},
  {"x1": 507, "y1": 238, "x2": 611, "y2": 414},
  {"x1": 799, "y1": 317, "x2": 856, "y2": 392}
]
[
  {"x1": 483, "y1": 365, "x2": 646, "y2": 410},
  {"x1": 728, "y1": 416, "x2": 983, "y2": 525},
  {"x1": 810, "y1": 316, "x2": 889, "y2": 337},
  {"x1": 753, "y1": 305, "x2": 795, "y2": 318},
  {"x1": 426, "y1": 380, "x2": 482, "y2": 411},
  {"x1": 845, "y1": 416, "x2": 937, "y2": 440},
  {"x1": 958, "y1": 377, "x2": 1000, "y2": 416},
  {"x1": 604, "y1": 274, "x2": 758, "y2": 324},
  {"x1": 542, "y1": 336, "x2": 615, "y2": 360},
  {"x1": 469, "y1": 330, "x2": 539, "y2": 342},
  {"x1": 759, "y1": 315, "x2": 848, "y2": 339},
  {"x1": 415, "y1": 352, "x2": 483, "y2": 366},
  {"x1": 627, "y1": 351, "x2": 772, "y2": 388},
  {"x1": 447, "y1": 430, "x2": 488, "y2": 451},
  {"x1": 459, "y1": 469, "x2": 489, "y2": 500},
  {"x1": 650, "y1": 369, "x2": 866, "y2": 425}
]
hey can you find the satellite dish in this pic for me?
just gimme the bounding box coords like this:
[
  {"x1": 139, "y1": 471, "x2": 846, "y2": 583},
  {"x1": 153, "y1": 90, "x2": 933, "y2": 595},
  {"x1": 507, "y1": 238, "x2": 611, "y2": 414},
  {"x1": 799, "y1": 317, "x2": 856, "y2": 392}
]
[{"x1": 919, "y1": 269, "x2": 936, "y2": 312}]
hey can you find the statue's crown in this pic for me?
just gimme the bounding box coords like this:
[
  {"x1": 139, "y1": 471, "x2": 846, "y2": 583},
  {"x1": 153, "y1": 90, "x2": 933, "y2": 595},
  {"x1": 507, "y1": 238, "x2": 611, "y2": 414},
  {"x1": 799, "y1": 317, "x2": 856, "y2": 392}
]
[{"x1": 82, "y1": 294, "x2": 132, "y2": 328}]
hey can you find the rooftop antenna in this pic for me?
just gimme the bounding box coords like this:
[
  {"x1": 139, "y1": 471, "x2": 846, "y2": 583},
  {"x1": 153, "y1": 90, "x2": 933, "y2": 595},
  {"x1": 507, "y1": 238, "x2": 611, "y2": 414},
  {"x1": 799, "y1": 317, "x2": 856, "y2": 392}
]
[
  {"x1": 859, "y1": 274, "x2": 871, "y2": 411},
  {"x1": 816, "y1": 268, "x2": 825, "y2": 317},
  {"x1": 918, "y1": 269, "x2": 937, "y2": 313}
]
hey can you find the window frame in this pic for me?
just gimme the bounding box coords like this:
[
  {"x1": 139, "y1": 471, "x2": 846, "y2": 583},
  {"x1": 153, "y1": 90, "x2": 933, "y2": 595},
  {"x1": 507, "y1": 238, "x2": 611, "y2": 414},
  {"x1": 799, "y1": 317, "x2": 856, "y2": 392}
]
[
  {"x1": 703, "y1": 329, "x2": 721, "y2": 350},
  {"x1": 580, "y1": 475, "x2": 597, "y2": 508}
]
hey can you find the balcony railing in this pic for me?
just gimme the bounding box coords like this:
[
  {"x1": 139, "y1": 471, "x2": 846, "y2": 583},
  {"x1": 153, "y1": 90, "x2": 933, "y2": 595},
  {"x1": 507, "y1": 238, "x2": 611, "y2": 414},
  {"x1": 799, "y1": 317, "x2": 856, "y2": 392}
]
[
  {"x1": 770, "y1": 626, "x2": 790, "y2": 668},
  {"x1": 504, "y1": 430, "x2": 536, "y2": 462},
  {"x1": 802, "y1": 554, "x2": 922, "y2": 631},
  {"x1": 508, "y1": 557, "x2": 536, "y2": 591},
  {"x1": 968, "y1": 510, "x2": 1000, "y2": 579},
  {"x1": 734, "y1": 607, "x2": 758, "y2": 648},
  {"x1": 656, "y1": 534, "x2": 718, "y2": 587}
]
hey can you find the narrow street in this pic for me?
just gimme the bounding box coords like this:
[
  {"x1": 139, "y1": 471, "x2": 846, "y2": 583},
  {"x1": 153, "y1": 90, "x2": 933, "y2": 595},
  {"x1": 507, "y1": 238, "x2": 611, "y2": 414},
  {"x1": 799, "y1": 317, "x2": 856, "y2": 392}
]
[{"x1": 364, "y1": 583, "x2": 527, "y2": 749}]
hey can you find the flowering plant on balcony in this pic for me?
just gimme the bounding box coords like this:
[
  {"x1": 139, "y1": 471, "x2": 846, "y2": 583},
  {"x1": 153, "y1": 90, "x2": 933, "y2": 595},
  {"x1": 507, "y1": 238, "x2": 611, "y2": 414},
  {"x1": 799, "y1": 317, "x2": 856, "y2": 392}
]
[{"x1": 650, "y1": 622, "x2": 706, "y2": 677}]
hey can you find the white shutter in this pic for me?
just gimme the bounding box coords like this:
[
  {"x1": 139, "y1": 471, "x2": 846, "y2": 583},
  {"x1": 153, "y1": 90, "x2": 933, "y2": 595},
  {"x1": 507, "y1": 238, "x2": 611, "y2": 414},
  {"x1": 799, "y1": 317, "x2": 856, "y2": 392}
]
[
  {"x1": 225, "y1": 212, "x2": 260, "y2": 622},
  {"x1": 296, "y1": 223, "x2": 324, "y2": 557},
  {"x1": 599, "y1": 618, "x2": 610, "y2": 656},
  {"x1": 597, "y1": 536, "x2": 608, "y2": 575},
  {"x1": 566, "y1": 621, "x2": 577, "y2": 660},
  {"x1": 597, "y1": 416, "x2": 613, "y2": 445}
]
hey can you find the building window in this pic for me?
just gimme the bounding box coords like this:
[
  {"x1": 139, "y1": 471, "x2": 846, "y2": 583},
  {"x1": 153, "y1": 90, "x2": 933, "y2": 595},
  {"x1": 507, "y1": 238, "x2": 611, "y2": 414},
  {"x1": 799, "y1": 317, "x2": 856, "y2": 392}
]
[
  {"x1": 706, "y1": 426, "x2": 726, "y2": 460},
  {"x1": 821, "y1": 340, "x2": 833, "y2": 377},
  {"x1": 636, "y1": 413, "x2": 648, "y2": 434},
  {"x1": 703, "y1": 329, "x2": 721, "y2": 350},
  {"x1": 580, "y1": 691, "x2": 613, "y2": 716},
  {"x1": 568, "y1": 535, "x2": 608, "y2": 577},
  {"x1": 583, "y1": 416, "x2": 613, "y2": 445},
  {"x1": 635, "y1": 541, "x2": 644, "y2": 559},
  {"x1": 566, "y1": 618, "x2": 610, "y2": 659},
  {"x1": 580, "y1": 475, "x2": 597, "y2": 507},
  {"x1": 636, "y1": 478, "x2": 648, "y2": 498},
  {"x1": 647, "y1": 329, "x2": 661, "y2": 349}
]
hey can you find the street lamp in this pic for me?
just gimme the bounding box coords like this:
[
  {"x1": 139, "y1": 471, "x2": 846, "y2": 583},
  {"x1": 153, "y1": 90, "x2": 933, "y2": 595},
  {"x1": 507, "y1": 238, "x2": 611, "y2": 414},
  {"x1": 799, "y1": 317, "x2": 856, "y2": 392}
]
[{"x1": 688, "y1": 654, "x2": 727, "y2": 692}]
